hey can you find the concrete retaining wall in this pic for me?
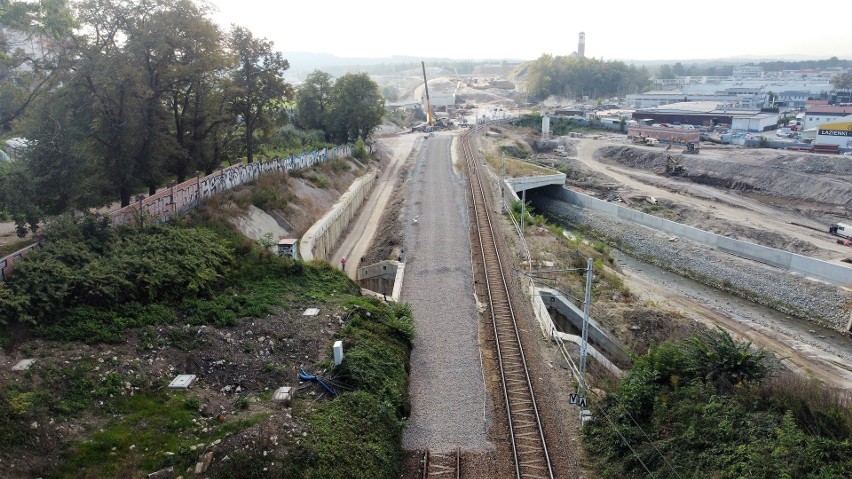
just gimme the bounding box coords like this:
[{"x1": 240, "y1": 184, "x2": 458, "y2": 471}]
[
  {"x1": 546, "y1": 186, "x2": 852, "y2": 287},
  {"x1": 357, "y1": 260, "x2": 404, "y2": 301},
  {"x1": 538, "y1": 288, "x2": 632, "y2": 368},
  {"x1": 0, "y1": 145, "x2": 365, "y2": 280},
  {"x1": 301, "y1": 172, "x2": 377, "y2": 261}
]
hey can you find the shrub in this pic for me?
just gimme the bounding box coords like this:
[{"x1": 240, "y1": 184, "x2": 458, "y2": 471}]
[
  {"x1": 353, "y1": 138, "x2": 368, "y2": 160},
  {"x1": 301, "y1": 392, "x2": 402, "y2": 479}
]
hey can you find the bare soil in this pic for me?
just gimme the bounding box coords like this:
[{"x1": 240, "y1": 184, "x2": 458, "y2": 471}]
[{"x1": 0, "y1": 162, "x2": 367, "y2": 478}]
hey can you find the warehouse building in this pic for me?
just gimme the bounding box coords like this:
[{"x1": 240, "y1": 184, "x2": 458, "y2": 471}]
[
  {"x1": 814, "y1": 116, "x2": 852, "y2": 148},
  {"x1": 803, "y1": 105, "x2": 852, "y2": 131},
  {"x1": 631, "y1": 101, "x2": 764, "y2": 128}
]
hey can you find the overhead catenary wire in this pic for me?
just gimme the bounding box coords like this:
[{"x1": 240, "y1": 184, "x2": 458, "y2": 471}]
[{"x1": 516, "y1": 266, "x2": 682, "y2": 478}]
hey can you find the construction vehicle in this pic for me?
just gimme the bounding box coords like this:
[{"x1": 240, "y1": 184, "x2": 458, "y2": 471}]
[
  {"x1": 632, "y1": 135, "x2": 658, "y2": 146},
  {"x1": 664, "y1": 155, "x2": 685, "y2": 176},
  {"x1": 829, "y1": 223, "x2": 852, "y2": 240},
  {"x1": 421, "y1": 61, "x2": 436, "y2": 130},
  {"x1": 682, "y1": 142, "x2": 700, "y2": 154}
]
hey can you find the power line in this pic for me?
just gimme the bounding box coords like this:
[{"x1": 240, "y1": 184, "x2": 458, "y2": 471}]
[{"x1": 518, "y1": 268, "x2": 681, "y2": 478}]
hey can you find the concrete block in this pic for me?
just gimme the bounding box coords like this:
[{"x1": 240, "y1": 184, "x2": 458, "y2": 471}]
[
  {"x1": 167, "y1": 374, "x2": 196, "y2": 389},
  {"x1": 147, "y1": 466, "x2": 174, "y2": 478},
  {"x1": 195, "y1": 451, "x2": 213, "y2": 474},
  {"x1": 333, "y1": 340, "x2": 344, "y2": 366},
  {"x1": 303, "y1": 308, "x2": 320, "y2": 316},
  {"x1": 11, "y1": 359, "x2": 35, "y2": 371},
  {"x1": 272, "y1": 386, "x2": 293, "y2": 405}
]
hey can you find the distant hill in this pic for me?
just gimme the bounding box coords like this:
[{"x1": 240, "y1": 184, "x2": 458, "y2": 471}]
[{"x1": 281, "y1": 51, "x2": 526, "y2": 82}]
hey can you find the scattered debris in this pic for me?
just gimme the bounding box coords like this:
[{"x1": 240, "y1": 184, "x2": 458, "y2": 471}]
[
  {"x1": 167, "y1": 374, "x2": 196, "y2": 389},
  {"x1": 302, "y1": 308, "x2": 320, "y2": 316},
  {"x1": 272, "y1": 386, "x2": 293, "y2": 405},
  {"x1": 147, "y1": 466, "x2": 174, "y2": 479},
  {"x1": 195, "y1": 451, "x2": 214, "y2": 474},
  {"x1": 11, "y1": 359, "x2": 35, "y2": 371}
]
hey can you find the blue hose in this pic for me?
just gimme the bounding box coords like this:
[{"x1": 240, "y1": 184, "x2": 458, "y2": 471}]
[{"x1": 299, "y1": 367, "x2": 337, "y2": 397}]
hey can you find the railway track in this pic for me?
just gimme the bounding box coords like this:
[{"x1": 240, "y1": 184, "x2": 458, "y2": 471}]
[
  {"x1": 460, "y1": 126, "x2": 554, "y2": 479},
  {"x1": 422, "y1": 448, "x2": 461, "y2": 478}
]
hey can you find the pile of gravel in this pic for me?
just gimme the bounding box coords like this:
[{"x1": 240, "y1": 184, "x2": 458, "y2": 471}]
[{"x1": 532, "y1": 194, "x2": 851, "y2": 330}]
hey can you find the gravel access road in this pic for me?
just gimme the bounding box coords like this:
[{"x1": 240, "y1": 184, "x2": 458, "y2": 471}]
[{"x1": 400, "y1": 132, "x2": 492, "y2": 453}]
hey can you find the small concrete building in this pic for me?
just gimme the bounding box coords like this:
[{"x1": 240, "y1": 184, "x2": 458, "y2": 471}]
[
  {"x1": 277, "y1": 239, "x2": 299, "y2": 259},
  {"x1": 731, "y1": 113, "x2": 779, "y2": 132}
]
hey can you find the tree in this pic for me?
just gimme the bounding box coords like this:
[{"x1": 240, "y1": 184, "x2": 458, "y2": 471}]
[
  {"x1": 329, "y1": 73, "x2": 384, "y2": 143},
  {"x1": 524, "y1": 54, "x2": 650, "y2": 101},
  {"x1": 227, "y1": 26, "x2": 292, "y2": 163},
  {"x1": 161, "y1": 2, "x2": 232, "y2": 180},
  {"x1": 71, "y1": 0, "x2": 149, "y2": 207},
  {"x1": 0, "y1": 0, "x2": 76, "y2": 128},
  {"x1": 656, "y1": 64, "x2": 674, "y2": 79},
  {"x1": 295, "y1": 70, "x2": 334, "y2": 134},
  {"x1": 831, "y1": 72, "x2": 852, "y2": 91},
  {"x1": 11, "y1": 87, "x2": 107, "y2": 223}
]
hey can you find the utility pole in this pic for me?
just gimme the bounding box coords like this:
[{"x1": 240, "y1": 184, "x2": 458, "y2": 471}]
[
  {"x1": 520, "y1": 187, "x2": 526, "y2": 238},
  {"x1": 578, "y1": 257, "x2": 593, "y2": 411},
  {"x1": 500, "y1": 153, "x2": 506, "y2": 212}
]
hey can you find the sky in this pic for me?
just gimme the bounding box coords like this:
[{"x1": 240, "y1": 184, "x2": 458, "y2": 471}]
[{"x1": 208, "y1": 0, "x2": 852, "y2": 64}]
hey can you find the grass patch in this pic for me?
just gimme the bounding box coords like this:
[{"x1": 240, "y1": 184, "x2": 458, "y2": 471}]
[{"x1": 52, "y1": 391, "x2": 265, "y2": 478}]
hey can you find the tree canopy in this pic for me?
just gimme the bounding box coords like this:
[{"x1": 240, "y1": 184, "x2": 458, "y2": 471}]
[
  {"x1": 0, "y1": 0, "x2": 379, "y2": 234},
  {"x1": 524, "y1": 54, "x2": 649, "y2": 101},
  {"x1": 295, "y1": 71, "x2": 384, "y2": 143}
]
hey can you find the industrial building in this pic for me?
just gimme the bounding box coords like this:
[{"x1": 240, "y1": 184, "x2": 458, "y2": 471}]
[
  {"x1": 802, "y1": 105, "x2": 852, "y2": 131},
  {"x1": 776, "y1": 91, "x2": 811, "y2": 108},
  {"x1": 631, "y1": 101, "x2": 767, "y2": 128},
  {"x1": 814, "y1": 115, "x2": 852, "y2": 148},
  {"x1": 626, "y1": 90, "x2": 765, "y2": 110}
]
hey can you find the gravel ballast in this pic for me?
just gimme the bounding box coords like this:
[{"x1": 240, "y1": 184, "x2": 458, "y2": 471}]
[{"x1": 400, "y1": 134, "x2": 491, "y2": 452}]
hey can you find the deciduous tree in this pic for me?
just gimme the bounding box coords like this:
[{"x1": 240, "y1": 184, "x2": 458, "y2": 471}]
[
  {"x1": 228, "y1": 26, "x2": 292, "y2": 163},
  {"x1": 329, "y1": 73, "x2": 384, "y2": 143}
]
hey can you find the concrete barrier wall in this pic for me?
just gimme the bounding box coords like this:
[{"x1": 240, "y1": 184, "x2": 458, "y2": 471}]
[
  {"x1": 551, "y1": 187, "x2": 852, "y2": 287},
  {"x1": 301, "y1": 172, "x2": 377, "y2": 262},
  {"x1": 357, "y1": 260, "x2": 401, "y2": 297},
  {"x1": 539, "y1": 288, "x2": 632, "y2": 367}
]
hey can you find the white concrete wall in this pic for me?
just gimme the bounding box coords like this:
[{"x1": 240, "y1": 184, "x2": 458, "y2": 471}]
[
  {"x1": 554, "y1": 187, "x2": 852, "y2": 287},
  {"x1": 300, "y1": 172, "x2": 377, "y2": 262}
]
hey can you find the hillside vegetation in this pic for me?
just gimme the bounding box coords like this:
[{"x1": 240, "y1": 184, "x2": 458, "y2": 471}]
[
  {"x1": 0, "y1": 209, "x2": 412, "y2": 478},
  {"x1": 583, "y1": 329, "x2": 852, "y2": 478}
]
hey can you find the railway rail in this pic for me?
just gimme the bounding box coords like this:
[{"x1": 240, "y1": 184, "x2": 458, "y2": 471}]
[
  {"x1": 422, "y1": 448, "x2": 461, "y2": 478},
  {"x1": 460, "y1": 126, "x2": 554, "y2": 479}
]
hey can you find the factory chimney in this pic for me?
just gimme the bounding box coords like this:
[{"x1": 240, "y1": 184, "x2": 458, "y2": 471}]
[{"x1": 578, "y1": 32, "x2": 585, "y2": 58}]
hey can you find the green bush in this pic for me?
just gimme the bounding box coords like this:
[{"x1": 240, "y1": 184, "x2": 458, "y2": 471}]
[
  {"x1": 353, "y1": 138, "x2": 368, "y2": 160},
  {"x1": 582, "y1": 331, "x2": 852, "y2": 478},
  {"x1": 301, "y1": 392, "x2": 402, "y2": 479}
]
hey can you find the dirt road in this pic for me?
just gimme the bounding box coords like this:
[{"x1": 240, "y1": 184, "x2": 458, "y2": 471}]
[
  {"x1": 575, "y1": 139, "x2": 852, "y2": 261},
  {"x1": 615, "y1": 250, "x2": 852, "y2": 390},
  {"x1": 332, "y1": 132, "x2": 420, "y2": 277}
]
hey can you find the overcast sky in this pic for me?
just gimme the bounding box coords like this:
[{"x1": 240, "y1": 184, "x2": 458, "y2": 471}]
[{"x1": 208, "y1": 0, "x2": 852, "y2": 63}]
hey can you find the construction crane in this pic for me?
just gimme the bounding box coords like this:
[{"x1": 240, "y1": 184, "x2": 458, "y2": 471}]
[{"x1": 421, "y1": 61, "x2": 436, "y2": 128}]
